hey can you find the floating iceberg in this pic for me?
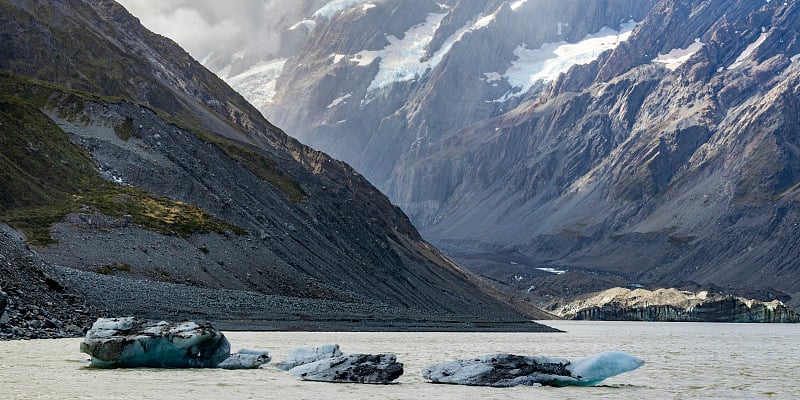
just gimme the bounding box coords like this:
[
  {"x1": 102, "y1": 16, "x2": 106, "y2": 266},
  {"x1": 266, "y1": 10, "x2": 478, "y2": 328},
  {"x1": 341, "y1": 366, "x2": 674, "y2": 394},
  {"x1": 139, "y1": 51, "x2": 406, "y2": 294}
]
[
  {"x1": 423, "y1": 351, "x2": 643, "y2": 387},
  {"x1": 275, "y1": 343, "x2": 343, "y2": 371},
  {"x1": 279, "y1": 344, "x2": 403, "y2": 384},
  {"x1": 289, "y1": 353, "x2": 404, "y2": 384},
  {"x1": 80, "y1": 317, "x2": 270, "y2": 369},
  {"x1": 217, "y1": 349, "x2": 272, "y2": 370}
]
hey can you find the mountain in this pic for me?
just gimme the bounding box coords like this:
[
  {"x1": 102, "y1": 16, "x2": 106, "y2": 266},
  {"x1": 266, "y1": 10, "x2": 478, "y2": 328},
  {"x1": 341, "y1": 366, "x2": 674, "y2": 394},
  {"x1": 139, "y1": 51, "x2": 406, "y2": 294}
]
[
  {"x1": 0, "y1": 0, "x2": 555, "y2": 334},
  {"x1": 221, "y1": 0, "x2": 800, "y2": 311}
]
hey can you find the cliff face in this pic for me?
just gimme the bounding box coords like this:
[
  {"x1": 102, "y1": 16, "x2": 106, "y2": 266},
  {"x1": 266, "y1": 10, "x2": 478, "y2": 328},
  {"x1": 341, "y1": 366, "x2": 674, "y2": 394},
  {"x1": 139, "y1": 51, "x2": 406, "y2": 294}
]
[
  {"x1": 0, "y1": 0, "x2": 552, "y2": 327},
  {"x1": 233, "y1": 0, "x2": 800, "y2": 308},
  {"x1": 553, "y1": 288, "x2": 800, "y2": 323}
]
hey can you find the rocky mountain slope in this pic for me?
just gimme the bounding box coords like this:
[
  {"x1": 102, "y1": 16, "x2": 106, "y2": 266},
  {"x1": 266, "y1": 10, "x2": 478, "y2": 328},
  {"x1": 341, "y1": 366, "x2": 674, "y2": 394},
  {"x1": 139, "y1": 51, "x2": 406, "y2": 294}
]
[
  {"x1": 0, "y1": 0, "x2": 555, "y2": 334},
  {"x1": 219, "y1": 0, "x2": 800, "y2": 311}
]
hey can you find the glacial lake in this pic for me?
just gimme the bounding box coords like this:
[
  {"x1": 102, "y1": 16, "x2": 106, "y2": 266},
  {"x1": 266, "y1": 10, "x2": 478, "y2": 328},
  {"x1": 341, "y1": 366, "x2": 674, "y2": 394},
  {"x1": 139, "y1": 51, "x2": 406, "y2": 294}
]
[{"x1": 1, "y1": 321, "x2": 798, "y2": 399}]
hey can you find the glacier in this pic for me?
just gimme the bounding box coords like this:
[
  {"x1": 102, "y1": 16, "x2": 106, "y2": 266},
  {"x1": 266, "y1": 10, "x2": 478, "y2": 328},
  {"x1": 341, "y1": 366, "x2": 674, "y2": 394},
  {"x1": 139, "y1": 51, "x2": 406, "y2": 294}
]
[{"x1": 498, "y1": 20, "x2": 638, "y2": 101}]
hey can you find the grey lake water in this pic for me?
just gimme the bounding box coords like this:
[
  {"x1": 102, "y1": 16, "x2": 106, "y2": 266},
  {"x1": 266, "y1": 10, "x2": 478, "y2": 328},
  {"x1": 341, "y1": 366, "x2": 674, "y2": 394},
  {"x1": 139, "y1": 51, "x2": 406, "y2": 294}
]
[{"x1": 1, "y1": 321, "x2": 798, "y2": 399}]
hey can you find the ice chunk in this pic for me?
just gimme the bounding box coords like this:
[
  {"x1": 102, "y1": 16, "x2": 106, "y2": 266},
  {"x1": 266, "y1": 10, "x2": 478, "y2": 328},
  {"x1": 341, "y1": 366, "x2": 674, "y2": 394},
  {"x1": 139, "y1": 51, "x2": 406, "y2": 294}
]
[
  {"x1": 80, "y1": 317, "x2": 231, "y2": 368},
  {"x1": 218, "y1": 349, "x2": 272, "y2": 370},
  {"x1": 275, "y1": 343, "x2": 343, "y2": 370},
  {"x1": 289, "y1": 353, "x2": 403, "y2": 384},
  {"x1": 567, "y1": 351, "x2": 645, "y2": 386},
  {"x1": 423, "y1": 351, "x2": 643, "y2": 387}
]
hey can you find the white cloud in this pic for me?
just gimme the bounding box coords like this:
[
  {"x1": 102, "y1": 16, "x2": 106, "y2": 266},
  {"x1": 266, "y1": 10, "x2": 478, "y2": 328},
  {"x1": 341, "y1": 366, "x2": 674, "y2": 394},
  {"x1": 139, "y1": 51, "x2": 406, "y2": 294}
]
[{"x1": 116, "y1": 0, "x2": 304, "y2": 59}]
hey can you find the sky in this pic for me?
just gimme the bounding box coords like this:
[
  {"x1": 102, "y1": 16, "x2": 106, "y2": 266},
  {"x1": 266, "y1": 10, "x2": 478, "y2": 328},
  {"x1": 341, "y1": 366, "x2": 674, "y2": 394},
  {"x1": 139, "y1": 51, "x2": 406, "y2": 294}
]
[{"x1": 115, "y1": 0, "x2": 305, "y2": 60}]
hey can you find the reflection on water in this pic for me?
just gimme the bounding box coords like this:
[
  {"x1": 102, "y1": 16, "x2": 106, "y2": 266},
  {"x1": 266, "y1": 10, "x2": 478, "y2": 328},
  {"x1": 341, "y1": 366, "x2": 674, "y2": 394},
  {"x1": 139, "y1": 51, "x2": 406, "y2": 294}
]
[{"x1": 0, "y1": 321, "x2": 798, "y2": 399}]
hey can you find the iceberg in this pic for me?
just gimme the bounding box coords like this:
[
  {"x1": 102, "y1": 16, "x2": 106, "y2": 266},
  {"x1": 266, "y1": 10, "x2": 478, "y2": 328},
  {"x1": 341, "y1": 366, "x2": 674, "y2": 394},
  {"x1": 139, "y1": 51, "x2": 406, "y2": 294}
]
[
  {"x1": 275, "y1": 343, "x2": 343, "y2": 371},
  {"x1": 289, "y1": 353, "x2": 404, "y2": 384},
  {"x1": 278, "y1": 344, "x2": 403, "y2": 383},
  {"x1": 80, "y1": 317, "x2": 270, "y2": 369},
  {"x1": 217, "y1": 349, "x2": 272, "y2": 370},
  {"x1": 422, "y1": 351, "x2": 643, "y2": 387}
]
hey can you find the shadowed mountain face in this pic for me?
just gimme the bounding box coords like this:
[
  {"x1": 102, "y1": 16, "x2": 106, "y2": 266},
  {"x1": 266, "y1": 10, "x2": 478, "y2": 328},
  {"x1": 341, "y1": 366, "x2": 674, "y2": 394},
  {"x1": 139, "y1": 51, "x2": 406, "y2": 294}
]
[
  {"x1": 220, "y1": 0, "x2": 800, "y2": 309},
  {"x1": 0, "y1": 0, "x2": 553, "y2": 327}
]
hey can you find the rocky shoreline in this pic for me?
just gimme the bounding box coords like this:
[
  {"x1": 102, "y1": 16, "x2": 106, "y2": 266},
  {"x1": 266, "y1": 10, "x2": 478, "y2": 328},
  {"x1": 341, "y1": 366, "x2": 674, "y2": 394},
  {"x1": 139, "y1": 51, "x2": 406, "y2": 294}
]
[{"x1": 1, "y1": 226, "x2": 556, "y2": 341}]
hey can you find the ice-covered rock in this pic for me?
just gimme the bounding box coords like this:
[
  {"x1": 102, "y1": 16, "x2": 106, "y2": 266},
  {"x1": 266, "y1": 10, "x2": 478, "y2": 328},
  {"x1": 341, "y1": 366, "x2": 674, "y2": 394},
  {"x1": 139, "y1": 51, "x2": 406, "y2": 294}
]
[
  {"x1": 80, "y1": 317, "x2": 231, "y2": 368},
  {"x1": 275, "y1": 343, "x2": 343, "y2": 370},
  {"x1": 289, "y1": 353, "x2": 404, "y2": 384},
  {"x1": 218, "y1": 349, "x2": 272, "y2": 370},
  {"x1": 422, "y1": 351, "x2": 643, "y2": 387}
]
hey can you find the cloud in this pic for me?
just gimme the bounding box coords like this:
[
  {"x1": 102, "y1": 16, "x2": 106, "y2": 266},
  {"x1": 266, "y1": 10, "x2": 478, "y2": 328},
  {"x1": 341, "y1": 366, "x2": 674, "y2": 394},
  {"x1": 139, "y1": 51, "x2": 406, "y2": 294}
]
[{"x1": 116, "y1": 0, "x2": 307, "y2": 59}]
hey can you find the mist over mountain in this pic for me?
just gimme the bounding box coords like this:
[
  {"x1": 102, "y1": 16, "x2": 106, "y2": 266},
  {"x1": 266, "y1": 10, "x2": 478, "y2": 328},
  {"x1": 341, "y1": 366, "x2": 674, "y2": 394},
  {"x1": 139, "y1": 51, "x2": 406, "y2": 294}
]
[{"x1": 213, "y1": 0, "x2": 800, "y2": 312}]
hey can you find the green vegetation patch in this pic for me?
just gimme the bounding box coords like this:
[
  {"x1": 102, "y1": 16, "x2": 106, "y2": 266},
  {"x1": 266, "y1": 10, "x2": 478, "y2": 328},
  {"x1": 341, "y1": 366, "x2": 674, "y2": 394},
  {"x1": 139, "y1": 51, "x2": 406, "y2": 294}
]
[
  {"x1": 113, "y1": 117, "x2": 139, "y2": 141},
  {"x1": 0, "y1": 73, "x2": 245, "y2": 245},
  {"x1": 208, "y1": 138, "x2": 307, "y2": 203},
  {"x1": 151, "y1": 104, "x2": 307, "y2": 202},
  {"x1": 96, "y1": 263, "x2": 132, "y2": 276}
]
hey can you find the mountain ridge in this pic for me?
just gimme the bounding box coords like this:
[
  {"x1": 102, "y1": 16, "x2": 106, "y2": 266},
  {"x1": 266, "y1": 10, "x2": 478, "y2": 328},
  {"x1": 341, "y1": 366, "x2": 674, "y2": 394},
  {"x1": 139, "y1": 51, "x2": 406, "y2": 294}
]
[
  {"x1": 220, "y1": 0, "x2": 800, "y2": 311},
  {"x1": 0, "y1": 0, "x2": 555, "y2": 334}
]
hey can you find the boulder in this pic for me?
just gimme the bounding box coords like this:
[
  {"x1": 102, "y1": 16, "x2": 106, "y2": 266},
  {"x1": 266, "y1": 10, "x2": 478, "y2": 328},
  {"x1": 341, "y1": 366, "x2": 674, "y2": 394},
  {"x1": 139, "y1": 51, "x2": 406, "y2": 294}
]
[
  {"x1": 80, "y1": 317, "x2": 231, "y2": 368},
  {"x1": 289, "y1": 352, "x2": 404, "y2": 384},
  {"x1": 275, "y1": 343, "x2": 343, "y2": 370},
  {"x1": 0, "y1": 289, "x2": 7, "y2": 323},
  {"x1": 217, "y1": 349, "x2": 272, "y2": 370},
  {"x1": 423, "y1": 351, "x2": 643, "y2": 387}
]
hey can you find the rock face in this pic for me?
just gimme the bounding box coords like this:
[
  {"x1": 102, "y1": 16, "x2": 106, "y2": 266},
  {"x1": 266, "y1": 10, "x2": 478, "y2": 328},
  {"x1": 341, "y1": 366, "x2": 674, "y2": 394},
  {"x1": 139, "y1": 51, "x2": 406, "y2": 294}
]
[
  {"x1": 0, "y1": 0, "x2": 553, "y2": 327},
  {"x1": 423, "y1": 351, "x2": 644, "y2": 387},
  {"x1": 0, "y1": 289, "x2": 6, "y2": 320},
  {"x1": 80, "y1": 317, "x2": 232, "y2": 368},
  {"x1": 289, "y1": 353, "x2": 404, "y2": 384},
  {"x1": 276, "y1": 343, "x2": 343, "y2": 370},
  {"x1": 221, "y1": 0, "x2": 800, "y2": 308},
  {"x1": 554, "y1": 288, "x2": 800, "y2": 323},
  {"x1": 0, "y1": 226, "x2": 101, "y2": 340}
]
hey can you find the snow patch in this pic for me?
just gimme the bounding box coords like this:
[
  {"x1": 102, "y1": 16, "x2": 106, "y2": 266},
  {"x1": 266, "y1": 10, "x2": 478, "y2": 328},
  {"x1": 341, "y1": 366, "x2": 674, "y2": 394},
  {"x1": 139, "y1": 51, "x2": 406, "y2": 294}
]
[
  {"x1": 326, "y1": 93, "x2": 352, "y2": 109},
  {"x1": 313, "y1": 0, "x2": 370, "y2": 19},
  {"x1": 331, "y1": 54, "x2": 346, "y2": 64},
  {"x1": 473, "y1": 14, "x2": 496, "y2": 30},
  {"x1": 792, "y1": 54, "x2": 800, "y2": 63},
  {"x1": 510, "y1": 0, "x2": 529, "y2": 11},
  {"x1": 536, "y1": 267, "x2": 567, "y2": 275},
  {"x1": 728, "y1": 31, "x2": 768, "y2": 69},
  {"x1": 652, "y1": 39, "x2": 705, "y2": 71},
  {"x1": 498, "y1": 21, "x2": 637, "y2": 101},
  {"x1": 289, "y1": 19, "x2": 317, "y2": 32},
  {"x1": 362, "y1": 3, "x2": 376, "y2": 11},
  {"x1": 483, "y1": 72, "x2": 502, "y2": 82},
  {"x1": 350, "y1": 50, "x2": 378, "y2": 66}
]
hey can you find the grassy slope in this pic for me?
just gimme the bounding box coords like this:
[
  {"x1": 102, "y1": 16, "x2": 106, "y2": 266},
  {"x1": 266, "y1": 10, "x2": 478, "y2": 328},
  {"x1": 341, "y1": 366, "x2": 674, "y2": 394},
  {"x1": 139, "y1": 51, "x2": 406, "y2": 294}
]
[{"x1": 0, "y1": 72, "x2": 245, "y2": 244}]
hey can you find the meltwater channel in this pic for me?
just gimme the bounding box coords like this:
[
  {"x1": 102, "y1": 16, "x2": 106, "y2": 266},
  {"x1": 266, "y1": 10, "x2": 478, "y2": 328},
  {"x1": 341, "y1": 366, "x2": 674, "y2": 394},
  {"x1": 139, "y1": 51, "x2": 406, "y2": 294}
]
[{"x1": 1, "y1": 321, "x2": 798, "y2": 399}]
